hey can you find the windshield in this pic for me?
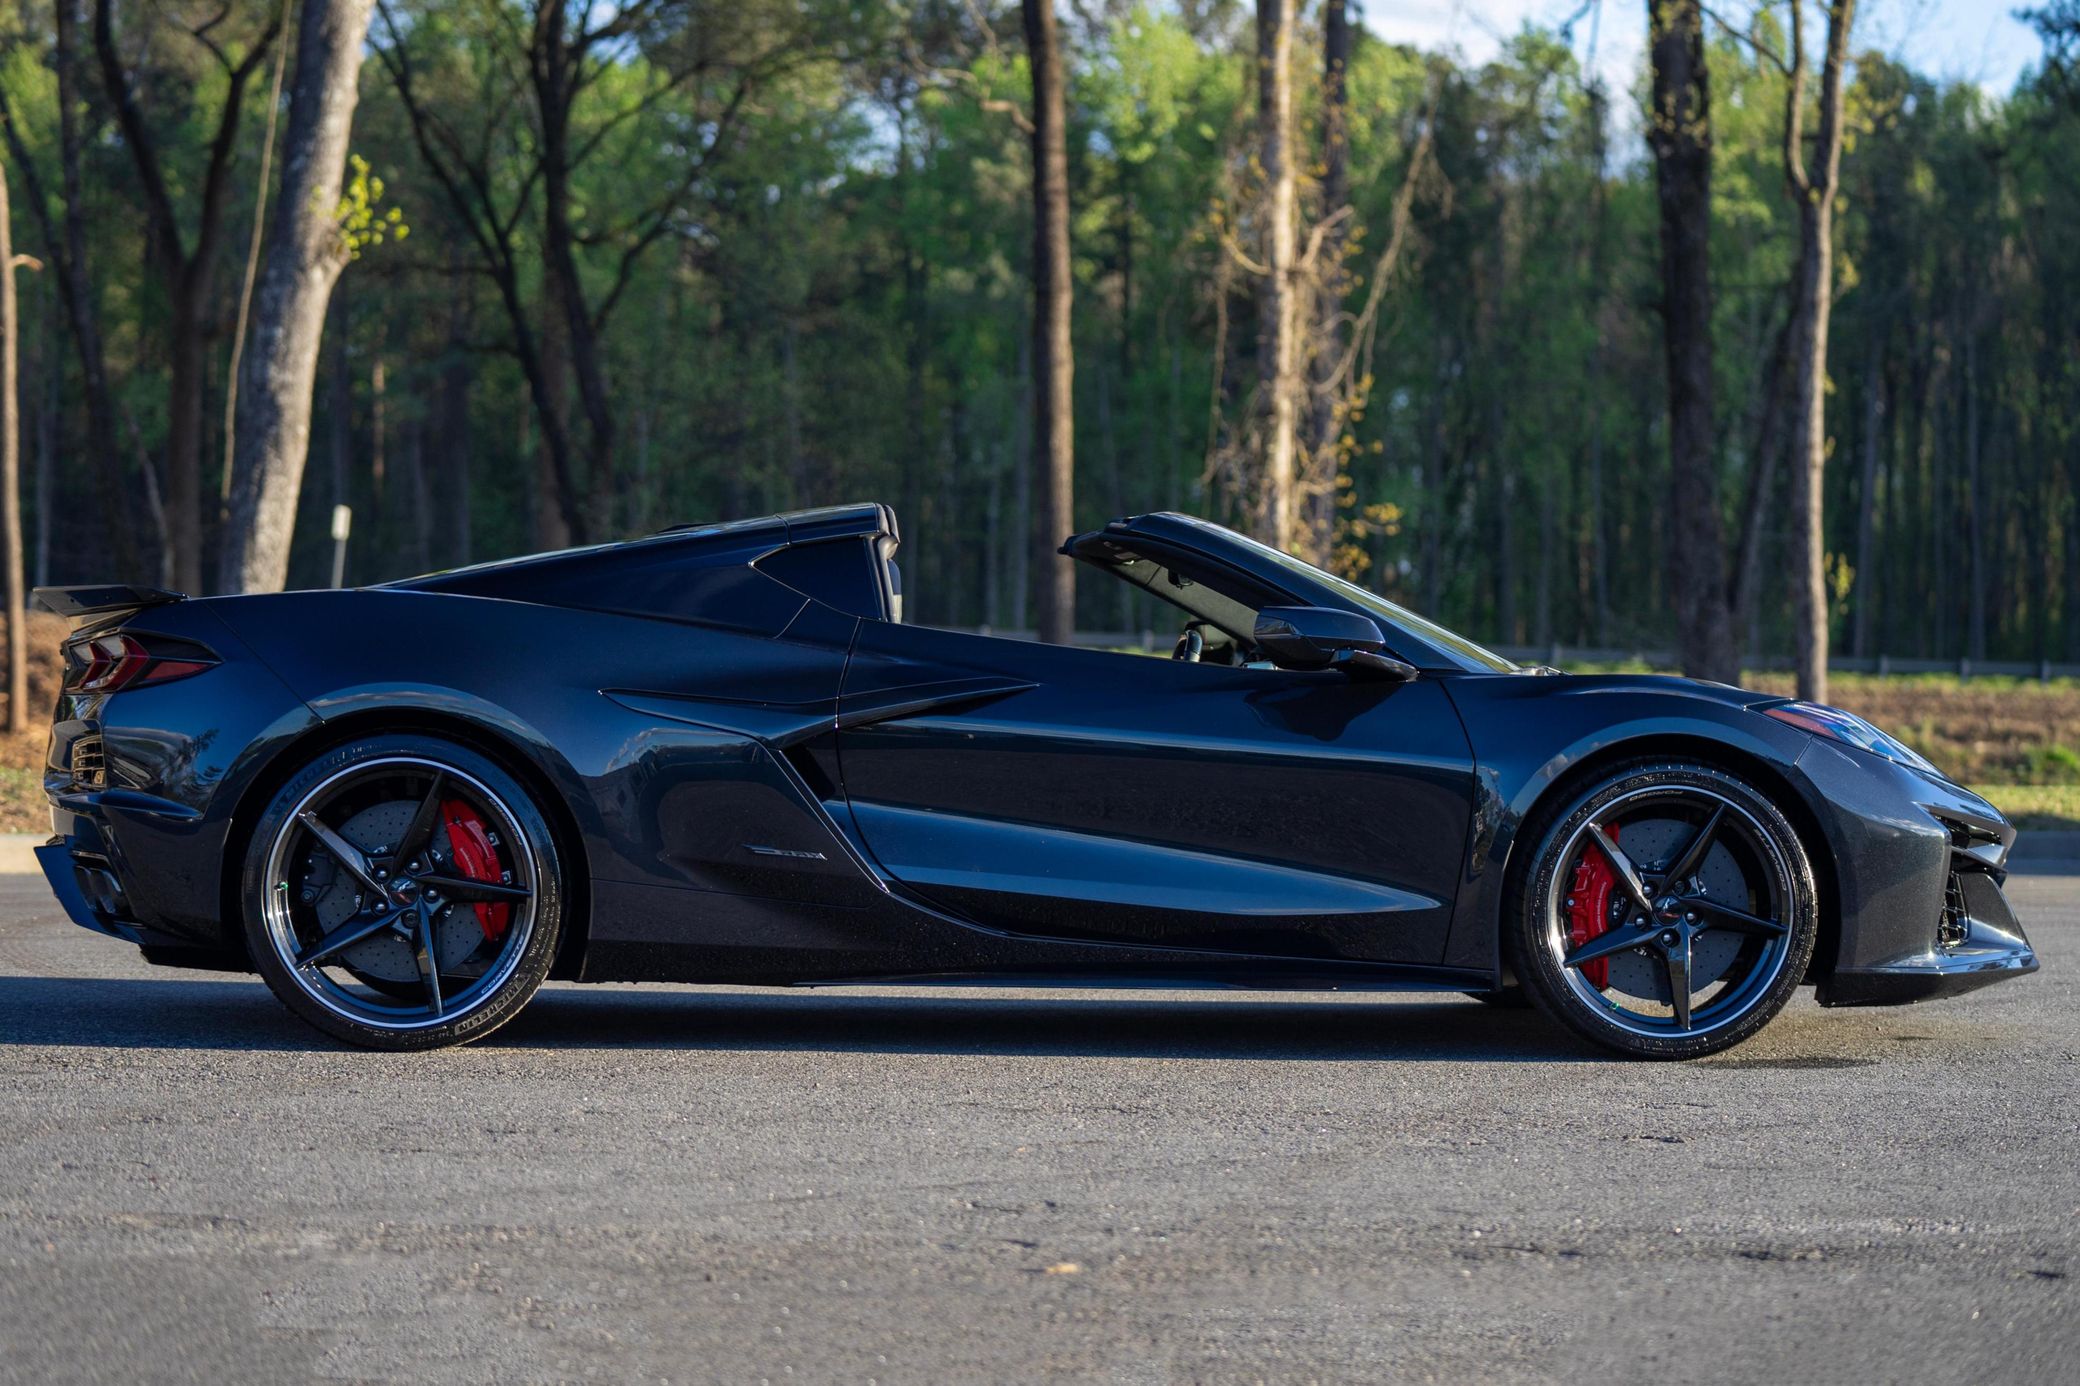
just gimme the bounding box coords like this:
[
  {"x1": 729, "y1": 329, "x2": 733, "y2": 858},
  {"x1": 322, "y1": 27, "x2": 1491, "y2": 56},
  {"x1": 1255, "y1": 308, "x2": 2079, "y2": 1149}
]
[{"x1": 1204, "y1": 525, "x2": 1518, "y2": 673}]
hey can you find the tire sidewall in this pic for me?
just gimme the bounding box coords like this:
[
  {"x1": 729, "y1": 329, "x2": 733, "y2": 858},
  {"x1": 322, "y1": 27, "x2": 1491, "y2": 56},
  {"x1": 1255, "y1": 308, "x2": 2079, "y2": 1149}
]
[
  {"x1": 1509, "y1": 761, "x2": 1818, "y2": 1060},
  {"x1": 240, "y1": 732, "x2": 564, "y2": 1050}
]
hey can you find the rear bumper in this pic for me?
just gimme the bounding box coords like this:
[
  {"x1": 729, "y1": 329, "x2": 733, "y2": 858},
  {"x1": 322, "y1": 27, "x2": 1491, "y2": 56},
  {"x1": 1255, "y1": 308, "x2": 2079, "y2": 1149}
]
[
  {"x1": 36, "y1": 839, "x2": 142, "y2": 943},
  {"x1": 38, "y1": 833, "x2": 252, "y2": 971}
]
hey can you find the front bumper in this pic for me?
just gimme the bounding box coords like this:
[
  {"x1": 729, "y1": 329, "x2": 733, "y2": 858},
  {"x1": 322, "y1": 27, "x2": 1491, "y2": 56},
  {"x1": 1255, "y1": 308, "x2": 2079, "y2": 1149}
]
[
  {"x1": 1817, "y1": 869, "x2": 2037, "y2": 1005},
  {"x1": 1797, "y1": 739, "x2": 2037, "y2": 1006}
]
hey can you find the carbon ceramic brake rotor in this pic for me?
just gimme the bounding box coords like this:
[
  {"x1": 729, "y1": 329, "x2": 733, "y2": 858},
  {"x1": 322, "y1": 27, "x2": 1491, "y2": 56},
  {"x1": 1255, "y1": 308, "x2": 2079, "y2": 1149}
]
[
  {"x1": 301, "y1": 800, "x2": 486, "y2": 984},
  {"x1": 1598, "y1": 816, "x2": 1749, "y2": 1005}
]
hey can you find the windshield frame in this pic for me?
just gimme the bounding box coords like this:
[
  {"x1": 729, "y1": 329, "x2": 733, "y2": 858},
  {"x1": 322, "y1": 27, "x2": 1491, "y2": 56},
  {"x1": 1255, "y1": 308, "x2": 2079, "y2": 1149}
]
[{"x1": 1121, "y1": 515, "x2": 1519, "y2": 673}]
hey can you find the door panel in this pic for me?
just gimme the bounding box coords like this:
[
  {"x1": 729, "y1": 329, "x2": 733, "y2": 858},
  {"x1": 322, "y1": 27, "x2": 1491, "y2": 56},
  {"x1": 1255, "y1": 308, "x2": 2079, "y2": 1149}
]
[{"x1": 836, "y1": 623, "x2": 1476, "y2": 964}]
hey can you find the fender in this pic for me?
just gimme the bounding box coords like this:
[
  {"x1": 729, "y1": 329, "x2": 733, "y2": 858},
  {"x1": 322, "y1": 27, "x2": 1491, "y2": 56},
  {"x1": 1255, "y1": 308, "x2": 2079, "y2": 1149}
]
[{"x1": 1436, "y1": 673, "x2": 1819, "y2": 976}]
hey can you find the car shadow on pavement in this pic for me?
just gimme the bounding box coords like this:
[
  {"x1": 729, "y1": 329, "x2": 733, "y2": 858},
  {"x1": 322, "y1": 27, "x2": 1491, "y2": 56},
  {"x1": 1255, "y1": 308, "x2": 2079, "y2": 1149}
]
[
  {"x1": 501, "y1": 987, "x2": 1594, "y2": 1062},
  {"x1": 0, "y1": 972, "x2": 1595, "y2": 1061},
  {"x1": 0, "y1": 974, "x2": 335, "y2": 1051}
]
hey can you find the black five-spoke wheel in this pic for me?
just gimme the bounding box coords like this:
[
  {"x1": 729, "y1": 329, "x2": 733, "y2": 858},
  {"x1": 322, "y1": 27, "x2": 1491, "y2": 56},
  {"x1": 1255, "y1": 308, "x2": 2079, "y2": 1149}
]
[
  {"x1": 241, "y1": 734, "x2": 565, "y2": 1050},
  {"x1": 1509, "y1": 760, "x2": 1818, "y2": 1059}
]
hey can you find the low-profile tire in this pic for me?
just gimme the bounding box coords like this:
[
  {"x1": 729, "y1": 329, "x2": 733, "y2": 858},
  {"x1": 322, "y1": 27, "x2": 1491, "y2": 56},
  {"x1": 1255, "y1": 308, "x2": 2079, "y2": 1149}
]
[
  {"x1": 1506, "y1": 759, "x2": 1818, "y2": 1060},
  {"x1": 240, "y1": 733, "x2": 565, "y2": 1050}
]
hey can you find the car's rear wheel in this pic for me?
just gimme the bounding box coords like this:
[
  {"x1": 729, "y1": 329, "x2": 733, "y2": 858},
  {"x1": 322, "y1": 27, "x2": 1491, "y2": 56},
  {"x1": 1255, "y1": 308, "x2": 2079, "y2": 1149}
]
[
  {"x1": 240, "y1": 733, "x2": 564, "y2": 1050},
  {"x1": 1507, "y1": 760, "x2": 1817, "y2": 1059}
]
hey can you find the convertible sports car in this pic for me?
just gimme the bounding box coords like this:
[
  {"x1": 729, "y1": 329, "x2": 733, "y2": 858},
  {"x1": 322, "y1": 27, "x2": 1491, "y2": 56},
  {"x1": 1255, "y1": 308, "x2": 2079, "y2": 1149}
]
[{"x1": 34, "y1": 504, "x2": 2035, "y2": 1057}]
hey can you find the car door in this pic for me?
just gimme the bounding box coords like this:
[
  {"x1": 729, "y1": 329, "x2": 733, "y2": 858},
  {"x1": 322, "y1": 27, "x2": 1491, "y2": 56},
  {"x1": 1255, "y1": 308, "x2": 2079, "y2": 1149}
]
[{"x1": 834, "y1": 620, "x2": 1476, "y2": 965}]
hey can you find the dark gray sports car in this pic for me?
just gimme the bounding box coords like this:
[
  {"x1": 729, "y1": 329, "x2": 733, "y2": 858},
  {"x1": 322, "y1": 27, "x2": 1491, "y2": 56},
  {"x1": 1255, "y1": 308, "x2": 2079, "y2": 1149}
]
[{"x1": 34, "y1": 504, "x2": 2037, "y2": 1056}]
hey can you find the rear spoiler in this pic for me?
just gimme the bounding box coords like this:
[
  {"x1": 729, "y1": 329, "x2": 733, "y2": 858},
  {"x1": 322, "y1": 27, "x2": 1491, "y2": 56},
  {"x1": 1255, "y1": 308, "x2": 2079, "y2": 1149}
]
[{"x1": 32, "y1": 584, "x2": 186, "y2": 619}]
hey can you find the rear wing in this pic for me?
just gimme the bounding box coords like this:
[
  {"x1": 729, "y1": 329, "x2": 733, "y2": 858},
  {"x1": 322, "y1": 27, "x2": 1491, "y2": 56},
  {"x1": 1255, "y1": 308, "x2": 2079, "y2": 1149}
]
[{"x1": 32, "y1": 584, "x2": 186, "y2": 620}]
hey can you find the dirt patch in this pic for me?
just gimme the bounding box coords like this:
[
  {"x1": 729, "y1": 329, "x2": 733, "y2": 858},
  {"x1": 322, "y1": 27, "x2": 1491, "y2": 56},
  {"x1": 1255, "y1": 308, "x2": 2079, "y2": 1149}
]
[
  {"x1": 1742, "y1": 674, "x2": 2080, "y2": 786},
  {"x1": 0, "y1": 610, "x2": 82, "y2": 832}
]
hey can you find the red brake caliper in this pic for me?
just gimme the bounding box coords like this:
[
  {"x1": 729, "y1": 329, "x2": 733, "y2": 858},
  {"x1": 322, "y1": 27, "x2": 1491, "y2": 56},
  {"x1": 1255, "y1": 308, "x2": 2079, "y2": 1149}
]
[
  {"x1": 439, "y1": 800, "x2": 510, "y2": 941},
  {"x1": 1566, "y1": 824, "x2": 1619, "y2": 990}
]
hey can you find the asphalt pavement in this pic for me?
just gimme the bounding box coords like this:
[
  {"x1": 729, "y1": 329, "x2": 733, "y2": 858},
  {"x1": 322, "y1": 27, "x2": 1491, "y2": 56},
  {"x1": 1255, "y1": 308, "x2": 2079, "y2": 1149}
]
[{"x1": 1, "y1": 840, "x2": 2074, "y2": 1384}]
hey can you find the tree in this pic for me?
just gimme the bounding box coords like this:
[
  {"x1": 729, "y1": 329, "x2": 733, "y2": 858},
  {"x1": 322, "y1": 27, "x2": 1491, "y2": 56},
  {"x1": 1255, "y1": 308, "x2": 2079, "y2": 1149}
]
[
  {"x1": 1023, "y1": 0, "x2": 1074, "y2": 643},
  {"x1": 1300, "y1": 0, "x2": 1352, "y2": 567},
  {"x1": 0, "y1": 159, "x2": 39, "y2": 734},
  {"x1": 375, "y1": 0, "x2": 813, "y2": 546},
  {"x1": 0, "y1": 1, "x2": 141, "y2": 580},
  {"x1": 1645, "y1": 0, "x2": 1739, "y2": 682},
  {"x1": 92, "y1": 0, "x2": 284, "y2": 595},
  {"x1": 1252, "y1": 0, "x2": 1297, "y2": 552},
  {"x1": 220, "y1": 0, "x2": 379, "y2": 594},
  {"x1": 1781, "y1": 0, "x2": 1857, "y2": 700}
]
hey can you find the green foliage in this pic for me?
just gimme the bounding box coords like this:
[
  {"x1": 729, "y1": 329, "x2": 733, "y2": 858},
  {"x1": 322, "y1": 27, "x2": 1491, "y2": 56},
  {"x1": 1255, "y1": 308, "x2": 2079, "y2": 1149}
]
[
  {"x1": 333, "y1": 155, "x2": 408, "y2": 259},
  {"x1": 0, "y1": 0, "x2": 2075, "y2": 665}
]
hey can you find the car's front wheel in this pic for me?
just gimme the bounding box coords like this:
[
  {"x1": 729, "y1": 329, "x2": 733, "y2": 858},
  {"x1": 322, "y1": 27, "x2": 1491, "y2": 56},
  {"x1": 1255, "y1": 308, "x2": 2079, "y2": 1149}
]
[
  {"x1": 1507, "y1": 760, "x2": 1818, "y2": 1059},
  {"x1": 240, "y1": 733, "x2": 565, "y2": 1050}
]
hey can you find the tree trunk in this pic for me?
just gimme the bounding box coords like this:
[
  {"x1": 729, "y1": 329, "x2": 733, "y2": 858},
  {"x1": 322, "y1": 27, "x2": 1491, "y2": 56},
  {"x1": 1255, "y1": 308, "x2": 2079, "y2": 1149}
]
[
  {"x1": 220, "y1": 0, "x2": 378, "y2": 594},
  {"x1": 326, "y1": 292, "x2": 352, "y2": 583},
  {"x1": 437, "y1": 254, "x2": 474, "y2": 565},
  {"x1": 1582, "y1": 81, "x2": 1612, "y2": 646},
  {"x1": 1300, "y1": 0, "x2": 1352, "y2": 566},
  {"x1": 220, "y1": 20, "x2": 292, "y2": 510},
  {"x1": 1646, "y1": 0, "x2": 1739, "y2": 683},
  {"x1": 534, "y1": 294, "x2": 573, "y2": 551},
  {"x1": 1965, "y1": 329, "x2": 1987, "y2": 662},
  {"x1": 94, "y1": 0, "x2": 281, "y2": 595},
  {"x1": 532, "y1": 7, "x2": 617, "y2": 537},
  {"x1": 0, "y1": 163, "x2": 27, "y2": 734},
  {"x1": 1254, "y1": 0, "x2": 1298, "y2": 552},
  {"x1": 1851, "y1": 332, "x2": 1883, "y2": 657},
  {"x1": 33, "y1": 274, "x2": 54, "y2": 588},
  {"x1": 1783, "y1": 0, "x2": 1855, "y2": 701},
  {"x1": 1023, "y1": 0, "x2": 1075, "y2": 643},
  {"x1": 0, "y1": 2, "x2": 140, "y2": 578}
]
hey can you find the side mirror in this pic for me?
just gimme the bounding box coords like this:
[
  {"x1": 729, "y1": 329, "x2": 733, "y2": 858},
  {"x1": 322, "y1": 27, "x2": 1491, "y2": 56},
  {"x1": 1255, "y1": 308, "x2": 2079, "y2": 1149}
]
[{"x1": 1252, "y1": 607, "x2": 1417, "y2": 681}]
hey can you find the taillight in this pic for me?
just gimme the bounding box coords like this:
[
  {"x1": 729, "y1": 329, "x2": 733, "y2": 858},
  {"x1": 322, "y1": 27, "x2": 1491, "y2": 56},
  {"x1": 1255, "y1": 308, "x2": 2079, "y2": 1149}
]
[{"x1": 65, "y1": 633, "x2": 216, "y2": 693}]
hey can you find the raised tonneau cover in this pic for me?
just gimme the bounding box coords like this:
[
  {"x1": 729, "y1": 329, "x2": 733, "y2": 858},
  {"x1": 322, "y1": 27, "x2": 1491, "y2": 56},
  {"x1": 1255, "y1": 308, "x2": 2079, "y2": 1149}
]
[
  {"x1": 33, "y1": 584, "x2": 186, "y2": 619},
  {"x1": 649, "y1": 502, "x2": 898, "y2": 548},
  {"x1": 380, "y1": 502, "x2": 900, "y2": 632}
]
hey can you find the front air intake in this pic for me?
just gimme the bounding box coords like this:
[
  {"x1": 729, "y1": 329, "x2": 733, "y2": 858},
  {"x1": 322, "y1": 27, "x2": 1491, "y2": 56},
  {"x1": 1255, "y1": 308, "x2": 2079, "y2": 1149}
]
[{"x1": 1939, "y1": 872, "x2": 1970, "y2": 951}]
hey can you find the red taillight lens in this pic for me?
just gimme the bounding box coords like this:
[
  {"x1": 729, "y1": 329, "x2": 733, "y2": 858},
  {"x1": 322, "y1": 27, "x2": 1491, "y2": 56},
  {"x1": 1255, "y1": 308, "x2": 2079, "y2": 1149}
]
[{"x1": 66, "y1": 633, "x2": 216, "y2": 692}]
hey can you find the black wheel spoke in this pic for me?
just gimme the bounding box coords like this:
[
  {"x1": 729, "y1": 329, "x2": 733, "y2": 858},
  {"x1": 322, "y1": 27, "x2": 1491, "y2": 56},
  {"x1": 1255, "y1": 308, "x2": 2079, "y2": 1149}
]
[
  {"x1": 264, "y1": 752, "x2": 545, "y2": 1035},
  {"x1": 395, "y1": 772, "x2": 447, "y2": 864},
  {"x1": 412, "y1": 904, "x2": 444, "y2": 1018},
  {"x1": 1563, "y1": 925, "x2": 1651, "y2": 970},
  {"x1": 296, "y1": 905, "x2": 407, "y2": 968},
  {"x1": 1690, "y1": 897, "x2": 1788, "y2": 938},
  {"x1": 1659, "y1": 804, "x2": 1726, "y2": 890},
  {"x1": 419, "y1": 872, "x2": 529, "y2": 903},
  {"x1": 1663, "y1": 933, "x2": 1694, "y2": 1030},
  {"x1": 297, "y1": 812, "x2": 384, "y2": 895},
  {"x1": 1585, "y1": 823, "x2": 1656, "y2": 914}
]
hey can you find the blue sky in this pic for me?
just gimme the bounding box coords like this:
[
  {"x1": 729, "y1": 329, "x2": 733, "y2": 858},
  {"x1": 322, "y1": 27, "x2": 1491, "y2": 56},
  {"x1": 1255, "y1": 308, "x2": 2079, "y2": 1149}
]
[{"x1": 1368, "y1": 1, "x2": 2049, "y2": 97}]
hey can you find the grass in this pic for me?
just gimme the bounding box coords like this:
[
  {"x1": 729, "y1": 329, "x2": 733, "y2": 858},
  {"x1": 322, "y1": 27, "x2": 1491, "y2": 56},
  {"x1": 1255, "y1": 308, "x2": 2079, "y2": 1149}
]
[{"x1": 1972, "y1": 784, "x2": 2080, "y2": 832}]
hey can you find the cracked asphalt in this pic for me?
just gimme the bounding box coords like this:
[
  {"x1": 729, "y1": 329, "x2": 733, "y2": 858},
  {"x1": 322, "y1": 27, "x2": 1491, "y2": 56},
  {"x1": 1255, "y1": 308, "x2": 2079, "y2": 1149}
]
[{"x1": 0, "y1": 851, "x2": 2074, "y2": 1384}]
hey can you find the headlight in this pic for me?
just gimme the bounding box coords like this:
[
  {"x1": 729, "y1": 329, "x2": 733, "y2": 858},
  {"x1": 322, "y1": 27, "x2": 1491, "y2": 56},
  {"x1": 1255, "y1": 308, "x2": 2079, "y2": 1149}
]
[{"x1": 1760, "y1": 700, "x2": 1939, "y2": 775}]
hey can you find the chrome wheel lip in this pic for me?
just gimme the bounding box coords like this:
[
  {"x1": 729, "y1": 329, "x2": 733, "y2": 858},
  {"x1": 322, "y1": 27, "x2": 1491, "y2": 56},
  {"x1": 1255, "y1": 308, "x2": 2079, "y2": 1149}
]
[
  {"x1": 1541, "y1": 784, "x2": 1795, "y2": 1040},
  {"x1": 261, "y1": 755, "x2": 539, "y2": 1033}
]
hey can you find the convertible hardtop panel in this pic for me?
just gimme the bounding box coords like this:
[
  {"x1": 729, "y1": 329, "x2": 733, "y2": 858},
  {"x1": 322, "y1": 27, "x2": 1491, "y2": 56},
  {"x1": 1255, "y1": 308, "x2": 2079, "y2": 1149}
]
[{"x1": 383, "y1": 502, "x2": 898, "y2": 631}]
